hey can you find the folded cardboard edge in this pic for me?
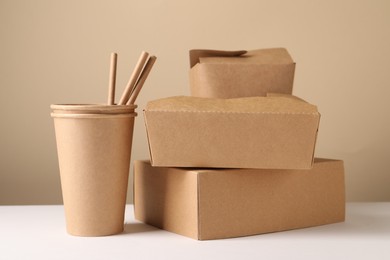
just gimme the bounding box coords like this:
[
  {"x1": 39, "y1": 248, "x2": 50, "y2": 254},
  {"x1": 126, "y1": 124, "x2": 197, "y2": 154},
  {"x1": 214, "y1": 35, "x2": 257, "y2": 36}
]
[
  {"x1": 143, "y1": 110, "x2": 155, "y2": 165},
  {"x1": 144, "y1": 95, "x2": 318, "y2": 114},
  {"x1": 169, "y1": 157, "x2": 337, "y2": 173},
  {"x1": 189, "y1": 49, "x2": 247, "y2": 68},
  {"x1": 197, "y1": 173, "x2": 201, "y2": 240},
  {"x1": 311, "y1": 113, "x2": 321, "y2": 167},
  {"x1": 190, "y1": 48, "x2": 294, "y2": 69}
]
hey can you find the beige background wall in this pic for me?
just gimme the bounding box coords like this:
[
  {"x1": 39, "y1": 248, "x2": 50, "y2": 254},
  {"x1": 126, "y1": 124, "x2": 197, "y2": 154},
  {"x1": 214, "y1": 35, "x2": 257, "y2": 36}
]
[{"x1": 0, "y1": 0, "x2": 389, "y2": 204}]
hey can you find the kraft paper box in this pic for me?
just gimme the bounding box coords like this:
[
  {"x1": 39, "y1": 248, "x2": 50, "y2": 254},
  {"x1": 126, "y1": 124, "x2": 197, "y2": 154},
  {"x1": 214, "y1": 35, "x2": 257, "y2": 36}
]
[
  {"x1": 143, "y1": 95, "x2": 320, "y2": 169},
  {"x1": 134, "y1": 159, "x2": 345, "y2": 240},
  {"x1": 189, "y1": 48, "x2": 295, "y2": 98}
]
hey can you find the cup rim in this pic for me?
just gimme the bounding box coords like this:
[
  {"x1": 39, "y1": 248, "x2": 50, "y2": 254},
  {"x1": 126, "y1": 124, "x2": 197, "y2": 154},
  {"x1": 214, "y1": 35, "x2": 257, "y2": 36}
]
[
  {"x1": 51, "y1": 112, "x2": 137, "y2": 119},
  {"x1": 50, "y1": 104, "x2": 137, "y2": 114}
]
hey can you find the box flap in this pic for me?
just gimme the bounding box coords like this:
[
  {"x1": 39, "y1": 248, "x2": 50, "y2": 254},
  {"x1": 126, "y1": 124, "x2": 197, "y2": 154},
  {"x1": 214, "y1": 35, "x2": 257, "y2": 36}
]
[
  {"x1": 190, "y1": 48, "x2": 293, "y2": 68},
  {"x1": 189, "y1": 49, "x2": 247, "y2": 68},
  {"x1": 142, "y1": 111, "x2": 155, "y2": 165},
  {"x1": 145, "y1": 95, "x2": 318, "y2": 114}
]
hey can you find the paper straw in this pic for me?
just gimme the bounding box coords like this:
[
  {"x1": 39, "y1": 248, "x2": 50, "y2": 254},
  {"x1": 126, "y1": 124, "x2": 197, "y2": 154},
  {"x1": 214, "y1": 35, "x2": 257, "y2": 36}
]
[
  {"x1": 107, "y1": 53, "x2": 117, "y2": 105},
  {"x1": 127, "y1": 56, "x2": 156, "y2": 105},
  {"x1": 118, "y1": 51, "x2": 149, "y2": 105}
]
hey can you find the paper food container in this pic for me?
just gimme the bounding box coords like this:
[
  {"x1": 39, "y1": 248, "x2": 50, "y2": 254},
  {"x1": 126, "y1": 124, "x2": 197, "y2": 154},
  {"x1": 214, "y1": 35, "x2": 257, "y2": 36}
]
[
  {"x1": 189, "y1": 48, "x2": 295, "y2": 98},
  {"x1": 143, "y1": 94, "x2": 320, "y2": 169},
  {"x1": 134, "y1": 158, "x2": 345, "y2": 240}
]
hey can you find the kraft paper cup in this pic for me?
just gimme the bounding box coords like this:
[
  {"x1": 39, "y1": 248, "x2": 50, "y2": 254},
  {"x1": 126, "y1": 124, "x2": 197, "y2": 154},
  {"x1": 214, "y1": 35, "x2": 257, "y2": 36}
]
[{"x1": 51, "y1": 104, "x2": 136, "y2": 236}]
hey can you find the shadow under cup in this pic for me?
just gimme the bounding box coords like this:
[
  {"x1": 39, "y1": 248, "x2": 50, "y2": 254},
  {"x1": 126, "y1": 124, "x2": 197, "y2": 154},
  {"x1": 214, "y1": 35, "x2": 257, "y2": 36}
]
[{"x1": 51, "y1": 104, "x2": 137, "y2": 236}]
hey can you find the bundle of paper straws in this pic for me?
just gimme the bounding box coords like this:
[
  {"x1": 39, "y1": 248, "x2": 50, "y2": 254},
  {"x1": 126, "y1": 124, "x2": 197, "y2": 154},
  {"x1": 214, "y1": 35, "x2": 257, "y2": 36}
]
[{"x1": 107, "y1": 51, "x2": 156, "y2": 105}]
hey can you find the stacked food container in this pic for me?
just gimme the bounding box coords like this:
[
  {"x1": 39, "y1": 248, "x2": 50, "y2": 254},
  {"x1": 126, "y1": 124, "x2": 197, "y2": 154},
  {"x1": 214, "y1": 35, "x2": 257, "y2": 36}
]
[{"x1": 134, "y1": 48, "x2": 345, "y2": 240}]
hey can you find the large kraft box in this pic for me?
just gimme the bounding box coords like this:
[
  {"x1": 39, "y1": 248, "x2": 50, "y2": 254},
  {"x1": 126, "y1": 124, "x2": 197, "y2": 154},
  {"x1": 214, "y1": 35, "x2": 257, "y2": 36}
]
[
  {"x1": 143, "y1": 95, "x2": 320, "y2": 169},
  {"x1": 189, "y1": 48, "x2": 295, "y2": 98},
  {"x1": 134, "y1": 159, "x2": 345, "y2": 240}
]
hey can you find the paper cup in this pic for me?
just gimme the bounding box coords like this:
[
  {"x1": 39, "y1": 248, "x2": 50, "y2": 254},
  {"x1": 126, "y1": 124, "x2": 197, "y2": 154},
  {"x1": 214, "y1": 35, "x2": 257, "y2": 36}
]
[{"x1": 51, "y1": 104, "x2": 136, "y2": 236}]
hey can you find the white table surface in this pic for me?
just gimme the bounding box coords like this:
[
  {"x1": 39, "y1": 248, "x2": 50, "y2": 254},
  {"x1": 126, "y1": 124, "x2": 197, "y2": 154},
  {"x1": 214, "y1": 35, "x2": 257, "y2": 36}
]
[{"x1": 1, "y1": 203, "x2": 389, "y2": 260}]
